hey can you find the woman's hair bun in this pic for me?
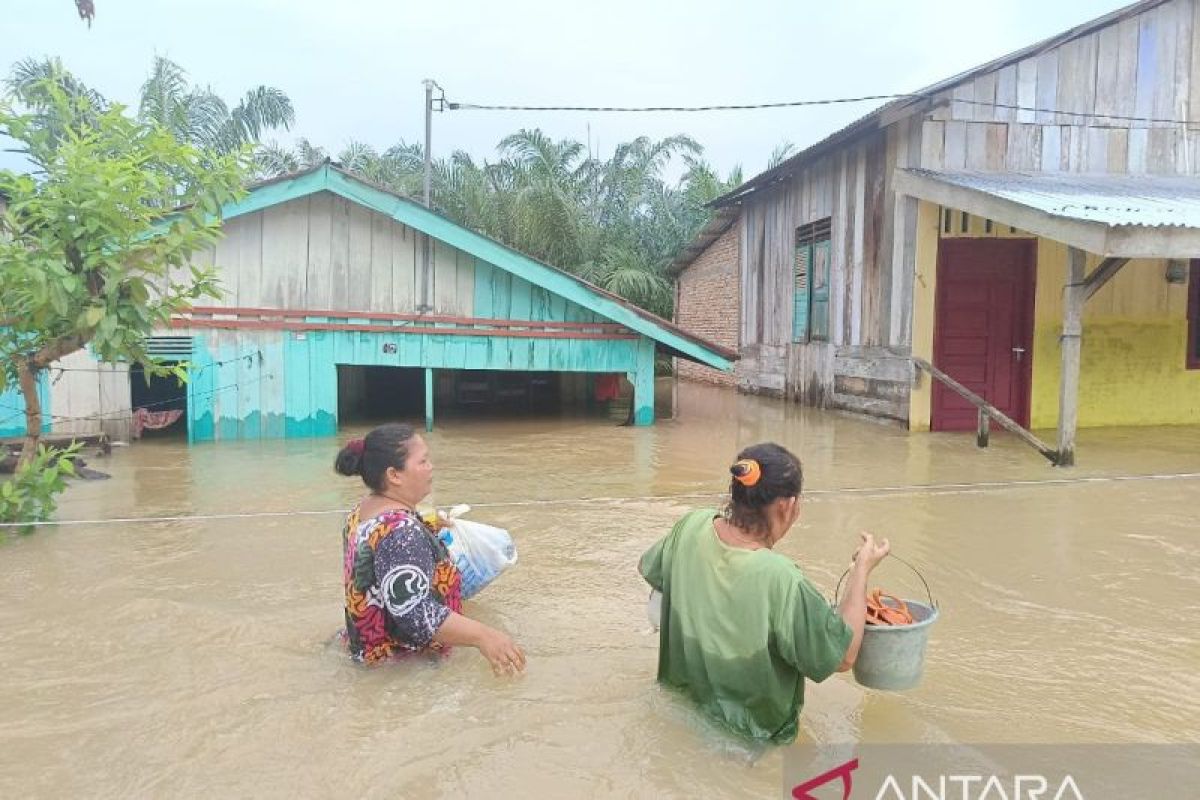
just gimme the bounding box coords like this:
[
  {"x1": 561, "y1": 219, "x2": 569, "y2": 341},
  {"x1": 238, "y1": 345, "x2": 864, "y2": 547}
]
[{"x1": 334, "y1": 441, "x2": 365, "y2": 477}]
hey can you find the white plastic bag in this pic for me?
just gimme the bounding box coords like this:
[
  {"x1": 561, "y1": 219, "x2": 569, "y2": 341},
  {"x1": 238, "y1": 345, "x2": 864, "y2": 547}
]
[
  {"x1": 434, "y1": 504, "x2": 517, "y2": 599},
  {"x1": 647, "y1": 589, "x2": 663, "y2": 630}
]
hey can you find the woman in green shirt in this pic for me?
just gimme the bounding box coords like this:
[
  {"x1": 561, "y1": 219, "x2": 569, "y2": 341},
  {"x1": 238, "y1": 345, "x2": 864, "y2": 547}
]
[{"x1": 639, "y1": 442, "x2": 889, "y2": 743}]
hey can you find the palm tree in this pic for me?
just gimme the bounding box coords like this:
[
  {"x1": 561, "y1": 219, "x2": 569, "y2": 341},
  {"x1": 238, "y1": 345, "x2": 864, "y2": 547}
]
[
  {"x1": 577, "y1": 243, "x2": 673, "y2": 318},
  {"x1": 138, "y1": 56, "x2": 294, "y2": 154},
  {"x1": 6, "y1": 56, "x2": 295, "y2": 157},
  {"x1": 5, "y1": 57, "x2": 108, "y2": 150},
  {"x1": 254, "y1": 141, "x2": 300, "y2": 177},
  {"x1": 767, "y1": 141, "x2": 797, "y2": 169}
]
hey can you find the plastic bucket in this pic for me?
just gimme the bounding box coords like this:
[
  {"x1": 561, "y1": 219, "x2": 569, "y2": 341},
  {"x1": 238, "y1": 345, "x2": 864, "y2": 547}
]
[{"x1": 835, "y1": 555, "x2": 939, "y2": 691}]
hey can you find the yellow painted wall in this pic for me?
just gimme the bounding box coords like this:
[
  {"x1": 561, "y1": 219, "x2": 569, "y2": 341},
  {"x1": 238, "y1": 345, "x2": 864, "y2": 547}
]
[
  {"x1": 907, "y1": 204, "x2": 1200, "y2": 430},
  {"x1": 1028, "y1": 243, "x2": 1199, "y2": 429},
  {"x1": 907, "y1": 200, "x2": 940, "y2": 431}
]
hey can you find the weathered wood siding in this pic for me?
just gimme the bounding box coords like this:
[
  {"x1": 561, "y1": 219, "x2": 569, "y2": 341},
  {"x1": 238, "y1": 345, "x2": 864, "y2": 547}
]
[
  {"x1": 925, "y1": 0, "x2": 1200, "y2": 175},
  {"x1": 737, "y1": 116, "x2": 920, "y2": 419},
  {"x1": 731, "y1": 0, "x2": 1200, "y2": 424},
  {"x1": 180, "y1": 325, "x2": 653, "y2": 442},
  {"x1": 202, "y1": 191, "x2": 473, "y2": 315},
  {"x1": 0, "y1": 372, "x2": 50, "y2": 439},
  {"x1": 48, "y1": 350, "x2": 131, "y2": 440}
]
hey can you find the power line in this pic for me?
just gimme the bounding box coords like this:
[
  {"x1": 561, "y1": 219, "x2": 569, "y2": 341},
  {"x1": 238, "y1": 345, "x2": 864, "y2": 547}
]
[
  {"x1": 446, "y1": 93, "x2": 1200, "y2": 127},
  {"x1": 2, "y1": 470, "x2": 1198, "y2": 529},
  {"x1": 447, "y1": 93, "x2": 919, "y2": 113}
]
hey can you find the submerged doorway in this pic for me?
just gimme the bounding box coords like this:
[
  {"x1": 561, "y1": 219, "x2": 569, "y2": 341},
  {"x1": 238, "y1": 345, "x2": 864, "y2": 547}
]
[{"x1": 337, "y1": 366, "x2": 426, "y2": 425}]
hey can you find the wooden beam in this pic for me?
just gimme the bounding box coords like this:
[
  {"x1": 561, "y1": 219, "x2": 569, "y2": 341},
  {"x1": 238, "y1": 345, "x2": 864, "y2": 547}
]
[
  {"x1": 424, "y1": 368, "x2": 434, "y2": 433},
  {"x1": 182, "y1": 305, "x2": 629, "y2": 332},
  {"x1": 977, "y1": 408, "x2": 991, "y2": 448},
  {"x1": 1057, "y1": 248, "x2": 1087, "y2": 467},
  {"x1": 170, "y1": 318, "x2": 639, "y2": 341},
  {"x1": 912, "y1": 357, "x2": 1058, "y2": 463},
  {"x1": 1083, "y1": 257, "x2": 1131, "y2": 301}
]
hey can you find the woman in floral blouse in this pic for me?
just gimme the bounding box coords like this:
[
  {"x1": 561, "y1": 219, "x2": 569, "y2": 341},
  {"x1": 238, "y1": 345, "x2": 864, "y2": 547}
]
[{"x1": 335, "y1": 423, "x2": 525, "y2": 673}]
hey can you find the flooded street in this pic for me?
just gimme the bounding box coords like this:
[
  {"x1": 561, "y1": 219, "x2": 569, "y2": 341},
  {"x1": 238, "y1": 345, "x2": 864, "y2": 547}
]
[{"x1": 1, "y1": 381, "x2": 1198, "y2": 798}]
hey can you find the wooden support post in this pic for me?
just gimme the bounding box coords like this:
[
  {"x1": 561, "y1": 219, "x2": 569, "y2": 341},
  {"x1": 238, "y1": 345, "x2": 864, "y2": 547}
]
[
  {"x1": 1083, "y1": 257, "x2": 1130, "y2": 301},
  {"x1": 632, "y1": 338, "x2": 656, "y2": 426},
  {"x1": 912, "y1": 357, "x2": 1058, "y2": 463},
  {"x1": 1057, "y1": 248, "x2": 1086, "y2": 467},
  {"x1": 671, "y1": 366, "x2": 679, "y2": 420},
  {"x1": 424, "y1": 367, "x2": 434, "y2": 433},
  {"x1": 976, "y1": 408, "x2": 990, "y2": 448}
]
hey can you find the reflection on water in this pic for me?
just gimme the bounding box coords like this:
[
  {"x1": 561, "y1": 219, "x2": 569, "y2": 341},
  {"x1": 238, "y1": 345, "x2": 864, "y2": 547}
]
[{"x1": 1, "y1": 381, "x2": 1198, "y2": 797}]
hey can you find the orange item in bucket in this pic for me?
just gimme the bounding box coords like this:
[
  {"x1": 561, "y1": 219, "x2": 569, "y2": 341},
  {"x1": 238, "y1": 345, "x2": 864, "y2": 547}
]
[{"x1": 866, "y1": 588, "x2": 914, "y2": 626}]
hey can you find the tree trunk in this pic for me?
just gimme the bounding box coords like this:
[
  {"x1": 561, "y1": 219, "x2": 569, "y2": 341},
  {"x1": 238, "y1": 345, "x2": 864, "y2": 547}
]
[
  {"x1": 16, "y1": 361, "x2": 42, "y2": 466},
  {"x1": 13, "y1": 334, "x2": 90, "y2": 466}
]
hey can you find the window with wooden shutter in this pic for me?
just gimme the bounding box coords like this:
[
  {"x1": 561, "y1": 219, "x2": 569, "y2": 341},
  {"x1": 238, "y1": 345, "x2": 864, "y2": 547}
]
[
  {"x1": 793, "y1": 243, "x2": 810, "y2": 342},
  {"x1": 793, "y1": 218, "x2": 832, "y2": 343}
]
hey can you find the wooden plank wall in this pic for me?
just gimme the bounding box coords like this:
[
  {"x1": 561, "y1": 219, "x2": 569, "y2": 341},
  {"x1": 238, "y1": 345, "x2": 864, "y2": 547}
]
[
  {"x1": 737, "y1": 114, "x2": 921, "y2": 411},
  {"x1": 924, "y1": 0, "x2": 1200, "y2": 175},
  {"x1": 204, "y1": 192, "x2": 472, "y2": 316},
  {"x1": 47, "y1": 349, "x2": 132, "y2": 440},
  {"x1": 935, "y1": 1, "x2": 1193, "y2": 128},
  {"x1": 183, "y1": 326, "x2": 649, "y2": 441},
  {"x1": 921, "y1": 120, "x2": 1199, "y2": 175},
  {"x1": 0, "y1": 371, "x2": 51, "y2": 439}
]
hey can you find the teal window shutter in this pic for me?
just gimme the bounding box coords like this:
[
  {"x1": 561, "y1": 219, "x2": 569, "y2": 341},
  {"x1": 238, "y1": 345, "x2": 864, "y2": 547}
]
[
  {"x1": 794, "y1": 218, "x2": 832, "y2": 343},
  {"x1": 793, "y1": 242, "x2": 811, "y2": 343},
  {"x1": 810, "y1": 239, "x2": 831, "y2": 342}
]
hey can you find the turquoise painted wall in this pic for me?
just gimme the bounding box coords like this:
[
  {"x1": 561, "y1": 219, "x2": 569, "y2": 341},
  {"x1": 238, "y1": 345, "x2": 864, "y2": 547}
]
[
  {"x1": 0, "y1": 374, "x2": 52, "y2": 438},
  {"x1": 472, "y1": 260, "x2": 602, "y2": 324},
  {"x1": 185, "y1": 324, "x2": 654, "y2": 442}
]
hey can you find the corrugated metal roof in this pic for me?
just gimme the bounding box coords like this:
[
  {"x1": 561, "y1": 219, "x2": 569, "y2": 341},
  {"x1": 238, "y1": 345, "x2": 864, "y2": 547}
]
[{"x1": 903, "y1": 169, "x2": 1200, "y2": 228}]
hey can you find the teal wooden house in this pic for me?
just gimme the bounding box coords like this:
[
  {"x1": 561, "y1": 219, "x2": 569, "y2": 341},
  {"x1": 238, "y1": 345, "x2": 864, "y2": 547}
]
[{"x1": 162, "y1": 162, "x2": 734, "y2": 442}]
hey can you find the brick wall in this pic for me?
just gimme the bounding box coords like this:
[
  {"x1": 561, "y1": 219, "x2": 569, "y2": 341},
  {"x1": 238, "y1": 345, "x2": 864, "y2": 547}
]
[{"x1": 674, "y1": 221, "x2": 740, "y2": 386}]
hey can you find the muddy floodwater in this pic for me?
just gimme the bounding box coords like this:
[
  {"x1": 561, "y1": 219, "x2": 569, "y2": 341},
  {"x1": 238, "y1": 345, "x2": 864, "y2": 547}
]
[{"x1": 1, "y1": 382, "x2": 1198, "y2": 798}]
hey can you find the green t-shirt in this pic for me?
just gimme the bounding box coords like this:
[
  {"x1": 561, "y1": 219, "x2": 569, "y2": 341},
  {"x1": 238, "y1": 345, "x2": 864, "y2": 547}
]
[{"x1": 639, "y1": 508, "x2": 852, "y2": 744}]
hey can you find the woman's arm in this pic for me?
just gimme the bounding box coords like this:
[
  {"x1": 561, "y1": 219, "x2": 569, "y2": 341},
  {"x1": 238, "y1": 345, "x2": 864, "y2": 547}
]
[
  {"x1": 834, "y1": 533, "x2": 890, "y2": 672},
  {"x1": 374, "y1": 521, "x2": 524, "y2": 674},
  {"x1": 433, "y1": 613, "x2": 526, "y2": 675}
]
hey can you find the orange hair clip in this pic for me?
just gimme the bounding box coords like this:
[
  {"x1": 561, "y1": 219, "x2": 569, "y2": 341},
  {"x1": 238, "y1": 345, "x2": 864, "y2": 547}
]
[{"x1": 732, "y1": 459, "x2": 762, "y2": 487}]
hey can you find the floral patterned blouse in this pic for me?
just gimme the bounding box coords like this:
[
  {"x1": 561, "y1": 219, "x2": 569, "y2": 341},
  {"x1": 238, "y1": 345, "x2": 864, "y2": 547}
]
[{"x1": 342, "y1": 505, "x2": 463, "y2": 664}]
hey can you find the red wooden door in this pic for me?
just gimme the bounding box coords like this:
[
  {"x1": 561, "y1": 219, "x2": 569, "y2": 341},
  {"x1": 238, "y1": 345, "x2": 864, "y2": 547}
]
[{"x1": 932, "y1": 239, "x2": 1036, "y2": 432}]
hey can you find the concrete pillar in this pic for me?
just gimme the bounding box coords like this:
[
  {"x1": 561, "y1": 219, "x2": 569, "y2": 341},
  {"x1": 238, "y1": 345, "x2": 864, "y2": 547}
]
[{"x1": 1056, "y1": 248, "x2": 1086, "y2": 467}]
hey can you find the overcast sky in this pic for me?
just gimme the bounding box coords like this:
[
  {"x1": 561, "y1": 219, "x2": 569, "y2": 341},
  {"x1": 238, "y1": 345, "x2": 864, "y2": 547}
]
[{"x1": 5, "y1": 0, "x2": 1130, "y2": 178}]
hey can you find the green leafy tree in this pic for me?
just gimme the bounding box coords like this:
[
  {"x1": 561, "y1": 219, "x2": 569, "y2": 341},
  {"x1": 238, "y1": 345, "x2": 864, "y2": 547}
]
[
  {"x1": 0, "y1": 442, "x2": 81, "y2": 529},
  {"x1": 0, "y1": 84, "x2": 247, "y2": 465}
]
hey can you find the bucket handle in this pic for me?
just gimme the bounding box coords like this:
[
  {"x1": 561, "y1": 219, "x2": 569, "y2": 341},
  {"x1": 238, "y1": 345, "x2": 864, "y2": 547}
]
[{"x1": 833, "y1": 552, "x2": 937, "y2": 610}]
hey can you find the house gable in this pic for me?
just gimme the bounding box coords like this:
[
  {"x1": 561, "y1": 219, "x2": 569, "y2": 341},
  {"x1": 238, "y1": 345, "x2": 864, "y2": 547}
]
[{"x1": 204, "y1": 164, "x2": 733, "y2": 371}]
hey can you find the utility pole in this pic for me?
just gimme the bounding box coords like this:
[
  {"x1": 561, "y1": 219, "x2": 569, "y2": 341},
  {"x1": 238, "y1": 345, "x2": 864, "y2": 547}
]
[
  {"x1": 423, "y1": 79, "x2": 435, "y2": 207},
  {"x1": 420, "y1": 79, "x2": 439, "y2": 310}
]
